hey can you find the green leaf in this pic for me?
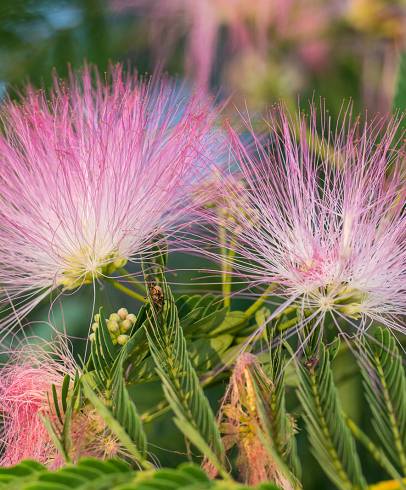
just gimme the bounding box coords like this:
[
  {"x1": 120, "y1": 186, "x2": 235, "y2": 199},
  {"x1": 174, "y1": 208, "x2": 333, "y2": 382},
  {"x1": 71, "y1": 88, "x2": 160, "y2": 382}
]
[
  {"x1": 359, "y1": 328, "x2": 406, "y2": 474},
  {"x1": 258, "y1": 314, "x2": 301, "y2": 479},
  {"x1": 83, "y1": 310, "x2": 149, "y2": 468},
  {"x1": 81, "y1": 381, "x2": 149, "y2": 468},
  {"x1": 0, "y1": 459, "x2": 281, "y2": 490},
  {"x1": 42, "y1": 373, "x2": 81, "y2": 463},
  {"x1": 176, "y1": 294, "x2": 228, "y2": 336},
  {"x1": 296, "y1": 341, "x2": 366, "y2": 490},
  {"x1": 0, "y1": 458, "x2": 132, "y2": 490},
  {"x1": 142, "y1": 265, "x2": 227, "y2": 477},
  {"x1": 187, "y1": 335, "x2": 234, "y2": 371},
  {"x1": 210, "y1": 311, "x2": 248, "y2": 337}
]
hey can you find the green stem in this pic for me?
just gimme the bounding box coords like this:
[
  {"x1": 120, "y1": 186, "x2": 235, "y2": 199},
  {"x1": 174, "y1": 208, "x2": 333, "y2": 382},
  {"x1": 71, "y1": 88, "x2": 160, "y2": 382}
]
[
  {"x1": 345, "y1": 415, "x2": 405, "y2": 488},
  {"x1": 222, "y1": 246, "x2": 235, "y2": 309},
  {"x1": 219, "y1": 224, "x2": 236, "y2": 310},
  {"x1": 117, "y1": 268, "x2": 146, "y2": 293},
  {"x1": 278, "y1": 315, "x2": 300, "y2": 332},
  {"x1": 141, "y1": 400, "x2": 171, "y2": 424},
  {"x1": 107, "y1": 278, "x2": 147, "y2": 303},
  {"x1": 244, "y1": 283, "x2": 278, "y2": 318}
]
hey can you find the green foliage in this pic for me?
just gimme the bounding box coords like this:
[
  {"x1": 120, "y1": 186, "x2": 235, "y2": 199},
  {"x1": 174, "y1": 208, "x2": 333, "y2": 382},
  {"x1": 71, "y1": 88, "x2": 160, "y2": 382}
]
[
  {"x1": 258, "y1": 310, "x2": 301, "y2": 479},
  {"x1": 176, "y1": 294, "x2": 228, "y2": 337},
  {"x1": 393, "y1": 51, "x2": 406, "y2": 115},
  {"x1": 296, "y1": 340, "x2": 366, "y2": 490},
  {"x1": 240, "y1": 357, "x2": 300, "y2": 487},
  {"x1": 142, "y1": 263, "x2": 227, "y2": 476},
  {"x1": 83, "y1": 309, "x2": 149, "y2": 467},
  {"x1": 0, "y1": 459, "x2": 281, "y2": 490},
  {"x1": 42, "y1": 373, "x2": 81, "y2": 463},
  {"x1": 359, "y1": 328, "x2": 406, "y2": 475}
]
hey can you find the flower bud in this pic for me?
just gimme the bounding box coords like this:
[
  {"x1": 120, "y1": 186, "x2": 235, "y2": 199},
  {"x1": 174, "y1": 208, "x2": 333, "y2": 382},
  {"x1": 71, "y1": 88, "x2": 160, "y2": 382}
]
[
  {"x1": 109, "y1": 313, "x2": 120, "y2": 322},
  {"x1": 117, "y1": 307, "x2": 128, "y2": 320},
  {"x1": 116, "y1": 335, "x2": 129, "y2": 346},
  {"x1": 106, "y1": 320, "x2": 119, "y2": 333},
  {"x1": 120, "y1": 319, "x2": 132, "y2": 332},
  {"x1": 126, "y1": 313, "x2": 136, "y2": 324},
  {"x1": 91, "y1": 322, "x2": 98, "y2": 332}
]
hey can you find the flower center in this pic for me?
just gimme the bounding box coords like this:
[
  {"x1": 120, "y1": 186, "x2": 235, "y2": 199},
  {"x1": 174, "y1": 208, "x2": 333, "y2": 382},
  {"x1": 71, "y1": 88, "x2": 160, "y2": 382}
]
[
  {"x1": 312, "y1": 283, "x2": 367, "y2": 318},
  {"x1": 59, "y1": 248, "x2": 127, "y2": 290}
]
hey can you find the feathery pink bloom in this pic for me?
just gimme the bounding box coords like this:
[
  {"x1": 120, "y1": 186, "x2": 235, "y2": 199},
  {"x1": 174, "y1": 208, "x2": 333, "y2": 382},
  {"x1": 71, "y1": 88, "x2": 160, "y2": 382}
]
[
  {"x1": 0, "y1": 65, "x2": 220, "y2": 331},
  {"x1": 197, "y1": 106, "x2": 406, "y2": 337},
  {"x1": 0, "y1": 336, "x2": 127, "y2": 467},
  {"x1": 0, "y1": 338, "x2": 76, "y2": 467}
]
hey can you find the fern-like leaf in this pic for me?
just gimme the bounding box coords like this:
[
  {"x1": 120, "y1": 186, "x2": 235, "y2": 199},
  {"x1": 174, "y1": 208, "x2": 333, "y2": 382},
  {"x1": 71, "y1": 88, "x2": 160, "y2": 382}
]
[
  {"x1": 296, "y1": 341, "x2": 366, "y2": 490},
  {"x1": 83, "y1": 310, "x2": 149, "y2": 468},
  {"x1": 142, "y1": 265, "x2": 226, "y2": 476},
  {"x1": 359, "y1": 328, "x2": 406, "y2": 474},
  {"x1": 259, "y1": 309, "x2": 301, "y2": 479},
  {"x1": 41, "y1": 373, "x2": 81, "y2": 463},
  {"x1": 0, "y1": 459, "x2": 281, "y2": 489}
]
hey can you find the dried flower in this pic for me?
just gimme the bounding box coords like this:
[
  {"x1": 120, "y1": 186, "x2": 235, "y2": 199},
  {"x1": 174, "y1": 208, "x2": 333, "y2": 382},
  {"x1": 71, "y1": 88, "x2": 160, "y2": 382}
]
[{"x1": 209, "y1": 354, "x2": 294, "y2": 488}]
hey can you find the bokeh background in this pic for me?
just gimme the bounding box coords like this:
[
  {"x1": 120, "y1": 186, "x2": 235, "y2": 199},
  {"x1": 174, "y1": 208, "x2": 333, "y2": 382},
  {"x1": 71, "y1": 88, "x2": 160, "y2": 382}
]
[{"x1": 0, "y1": 0, "x2": 405, "y2": 487}]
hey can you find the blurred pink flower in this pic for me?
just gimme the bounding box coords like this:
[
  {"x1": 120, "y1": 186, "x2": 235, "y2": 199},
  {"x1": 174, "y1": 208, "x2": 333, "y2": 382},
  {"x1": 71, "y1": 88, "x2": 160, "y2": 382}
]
[
  {"x1": 196, "y1": 105, "x2": 406, "y2": 337},
  {"x1": 0, "y1": 65, "x2": 220, "y2": 332},
  {"x1": 112, "y1": 0, "x2": 338, "y2": 90},
  {"x1": 112, "y1": 0, "x2": 279, "y2": 90}
]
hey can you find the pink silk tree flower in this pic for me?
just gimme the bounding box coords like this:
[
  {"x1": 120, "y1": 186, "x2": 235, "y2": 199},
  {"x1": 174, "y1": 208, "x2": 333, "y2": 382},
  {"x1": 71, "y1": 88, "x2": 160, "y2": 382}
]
[
  {"x1": 0, "y1": 338, "x2": 76, "y2": 467},
  {"x1": 196, "y1": 105, "x2": 406, "y2": 338},
  {"x1": 0, "y1": 65, "x2": 220, "y2": 331},
  {"x1": 0, "y1": 336, "x2": 128, "y2": 467}
]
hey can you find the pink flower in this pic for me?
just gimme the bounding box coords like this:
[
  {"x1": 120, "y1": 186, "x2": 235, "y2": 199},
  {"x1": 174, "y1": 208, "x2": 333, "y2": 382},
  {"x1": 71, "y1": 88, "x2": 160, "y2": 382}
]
[
  {"x1": 0, "y1": 338, "x2": 76, "y2": 467},
  {"x1": 197, "y1": 106, "x2": 406, "y2": 337},
  {"x1": 0, "y1": 65, "x2": 219, "y2": 331},
  {"x1": 0, "y1": 336, "x2": 127, "y2": 467}
]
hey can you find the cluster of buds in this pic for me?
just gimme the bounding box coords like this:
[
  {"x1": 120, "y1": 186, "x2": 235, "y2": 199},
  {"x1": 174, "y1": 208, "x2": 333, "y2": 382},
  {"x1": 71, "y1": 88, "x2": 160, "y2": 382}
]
[{"x1": 89, "y1": 308, "x2": 136, "y2": 346}]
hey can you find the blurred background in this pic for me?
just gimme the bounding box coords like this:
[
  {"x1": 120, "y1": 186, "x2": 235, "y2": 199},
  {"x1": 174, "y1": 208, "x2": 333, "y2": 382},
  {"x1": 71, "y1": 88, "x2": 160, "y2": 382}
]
[{"x1": 0, "y1": 0, "x2": 405, "y2": 487}]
